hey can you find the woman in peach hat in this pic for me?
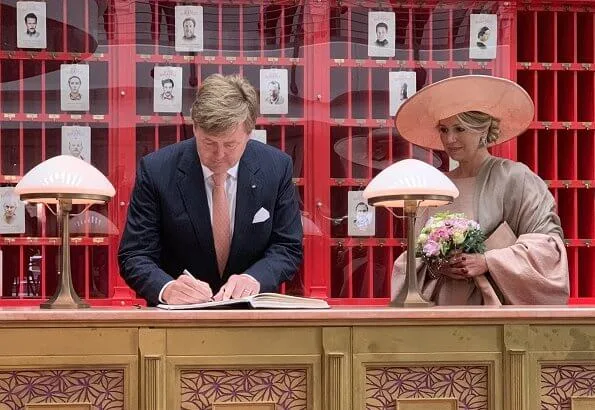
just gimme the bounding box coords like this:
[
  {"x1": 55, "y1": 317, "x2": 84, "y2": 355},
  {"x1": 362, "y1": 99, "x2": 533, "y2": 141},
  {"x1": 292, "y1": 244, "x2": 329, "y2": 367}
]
[{"x1": 391, "y1": 75, "x2": 569, "y2": 305}]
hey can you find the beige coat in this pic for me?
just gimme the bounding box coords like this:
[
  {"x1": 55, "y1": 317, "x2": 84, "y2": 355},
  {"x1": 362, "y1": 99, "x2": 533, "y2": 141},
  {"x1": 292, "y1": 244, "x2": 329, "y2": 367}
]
[{"x1": 391, "y1": 156, "x2": 570, "y2": 305}]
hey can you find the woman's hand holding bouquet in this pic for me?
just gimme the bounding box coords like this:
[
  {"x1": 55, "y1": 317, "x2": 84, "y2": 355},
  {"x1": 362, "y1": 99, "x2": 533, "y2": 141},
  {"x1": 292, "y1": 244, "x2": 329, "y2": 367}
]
[{"x1": 415, "y1": 212, "x2": 488, "y2": 280}]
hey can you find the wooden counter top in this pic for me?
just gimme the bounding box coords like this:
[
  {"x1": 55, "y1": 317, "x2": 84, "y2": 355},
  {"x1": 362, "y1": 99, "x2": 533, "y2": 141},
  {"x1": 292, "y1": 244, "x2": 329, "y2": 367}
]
[{"x1": 1, "y1": 305, "x2": 595, "y2": 326}]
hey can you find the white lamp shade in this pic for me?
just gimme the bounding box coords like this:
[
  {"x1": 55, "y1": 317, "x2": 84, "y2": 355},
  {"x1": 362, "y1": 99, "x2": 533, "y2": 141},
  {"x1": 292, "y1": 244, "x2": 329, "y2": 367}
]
[
  {"x1": 15, "y1": 155, "x2": 115, "y2": 204},
  {"x1": 363, "y1": 158, "x2": 459, "y2": 207}
]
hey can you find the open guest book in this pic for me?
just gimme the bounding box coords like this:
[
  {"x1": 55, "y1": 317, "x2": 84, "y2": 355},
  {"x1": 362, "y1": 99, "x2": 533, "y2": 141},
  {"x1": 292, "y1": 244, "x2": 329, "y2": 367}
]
[{"x1": 157, "y1": 293, "x2": 330, "y2": 310}]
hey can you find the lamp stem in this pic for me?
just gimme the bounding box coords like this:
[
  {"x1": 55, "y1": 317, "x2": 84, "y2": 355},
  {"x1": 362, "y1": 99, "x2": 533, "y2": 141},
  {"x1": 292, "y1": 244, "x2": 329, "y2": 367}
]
[
  {"x1": 40, "y1": 199, "x2": 89, "y2": 309},
  {"x1": 391, "y1": 200, "x2": 434, "y2": 307}
]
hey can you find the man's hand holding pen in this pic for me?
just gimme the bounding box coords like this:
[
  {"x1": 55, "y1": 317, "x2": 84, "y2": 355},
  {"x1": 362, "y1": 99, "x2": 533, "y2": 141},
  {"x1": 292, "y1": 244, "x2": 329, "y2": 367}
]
[{"x1": 162, "y1": 269, "x2": 213, "y2": 304}]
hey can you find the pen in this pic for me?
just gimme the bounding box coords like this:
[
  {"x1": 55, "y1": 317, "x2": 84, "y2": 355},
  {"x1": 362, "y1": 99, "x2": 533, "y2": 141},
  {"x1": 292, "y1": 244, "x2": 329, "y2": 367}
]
[{"x1": 183, "y1": 269, "x2": 214, "y2": 301}]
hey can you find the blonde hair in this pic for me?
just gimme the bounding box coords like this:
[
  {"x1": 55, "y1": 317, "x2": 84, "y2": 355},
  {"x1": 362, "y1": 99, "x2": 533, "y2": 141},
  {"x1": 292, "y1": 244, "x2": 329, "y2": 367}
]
[
  {"x1": 191, "y1": 74, "x2": 258, "y2": 136},
  {"x1": 456, "y1": 111, "x2": 501, "y2": 145}
]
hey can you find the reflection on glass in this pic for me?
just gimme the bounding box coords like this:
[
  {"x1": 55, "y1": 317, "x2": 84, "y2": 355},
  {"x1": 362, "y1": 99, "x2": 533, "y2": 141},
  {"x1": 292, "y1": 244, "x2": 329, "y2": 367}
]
[
  {"x1": 69, "y1": 210, "x2": 119, "y2": 236},
  {"x1": 333, "y1": 128, "x2": 445, "y2": 177}
]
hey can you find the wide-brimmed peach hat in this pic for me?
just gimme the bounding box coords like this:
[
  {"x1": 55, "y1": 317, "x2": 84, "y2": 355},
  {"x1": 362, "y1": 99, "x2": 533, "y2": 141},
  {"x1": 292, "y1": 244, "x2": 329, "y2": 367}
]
[{"x1": 394, "y1": 75, "x2": 534, "y2": 151}]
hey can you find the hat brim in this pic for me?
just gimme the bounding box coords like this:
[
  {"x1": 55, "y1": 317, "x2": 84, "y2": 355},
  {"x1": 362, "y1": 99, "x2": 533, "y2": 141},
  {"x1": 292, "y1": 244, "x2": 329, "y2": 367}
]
[{"x1": 394, "y1": 75, "x2": 534, "y2": 151}]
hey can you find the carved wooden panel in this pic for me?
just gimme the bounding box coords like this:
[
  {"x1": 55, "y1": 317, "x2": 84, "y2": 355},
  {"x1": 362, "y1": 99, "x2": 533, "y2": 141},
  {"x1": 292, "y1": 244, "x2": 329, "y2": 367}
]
[
  {"x1": 366, "y1": 365, "x2": 488, "y2": 409},
  {"x1": 396, "y1": 397, "x2": 457, "y2": 410},
  {"x1": 213, "y1": 403, "x2": 276, "y2": 410},
  {"x1": 572, "y1": 397, "x2": 595, "y2": 410},
  {"x1": 541, "y1": 364, "x2": 595, "y2": 408},
  {"x1": 26, "y1": 405, "x2": 91, "y2": 410},
  {"x1": 0, "y1": 369, "x2": 124, "y2": 409},
  {"x1": 180, "y1": 368, "x2": 307, "y2": 409}
]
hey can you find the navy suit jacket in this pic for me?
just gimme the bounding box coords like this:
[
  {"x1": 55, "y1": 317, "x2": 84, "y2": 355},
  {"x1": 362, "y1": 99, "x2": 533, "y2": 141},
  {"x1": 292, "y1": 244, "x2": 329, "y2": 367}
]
[{"x1": 118, "y1": 138, "x2": 303, "y2": 306}]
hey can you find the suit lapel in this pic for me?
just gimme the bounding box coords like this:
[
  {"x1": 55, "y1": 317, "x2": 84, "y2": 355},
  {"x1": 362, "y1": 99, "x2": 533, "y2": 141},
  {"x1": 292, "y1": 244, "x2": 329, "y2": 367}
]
[
  {"x1": 176, "y1": 139, "x2": 218, "y2": 274},
  {"x1": 226, "y1": 143, "x2": 262, "y2": 276}
]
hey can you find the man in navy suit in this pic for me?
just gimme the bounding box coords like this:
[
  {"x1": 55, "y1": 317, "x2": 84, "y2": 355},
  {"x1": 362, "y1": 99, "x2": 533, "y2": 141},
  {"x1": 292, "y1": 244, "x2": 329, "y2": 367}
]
[{"x1": 118, "y1": 74, "x2": 303, "y2": 306}]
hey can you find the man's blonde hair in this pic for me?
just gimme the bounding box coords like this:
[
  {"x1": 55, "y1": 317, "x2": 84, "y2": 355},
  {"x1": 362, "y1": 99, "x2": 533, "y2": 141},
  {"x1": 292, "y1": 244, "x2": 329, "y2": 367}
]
[{"x1": 191, "y1": 74, "x2": 258, "y2": 136}]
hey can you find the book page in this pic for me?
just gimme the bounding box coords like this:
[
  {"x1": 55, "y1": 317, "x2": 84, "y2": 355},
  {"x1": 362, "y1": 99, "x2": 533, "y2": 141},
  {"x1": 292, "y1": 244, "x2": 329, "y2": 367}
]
[{"x1": 157, "y1": 293, "x2": 329, "y2": 310}]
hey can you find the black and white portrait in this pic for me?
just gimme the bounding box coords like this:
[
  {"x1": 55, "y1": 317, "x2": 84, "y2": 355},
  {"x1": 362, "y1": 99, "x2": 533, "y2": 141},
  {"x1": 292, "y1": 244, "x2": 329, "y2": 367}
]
[
  {"x1": 16, "y1": 1, "x2": 47, "y2": 49},
  {"x1": 260, "y1": 69, "x2": 288, "y2": 115},
  {"x1": 469, "y1": 14, "x2": 497, "y2": 60},
  {"x1": 60, "y1": 64, "x2": 90, "y2": 112},
  {"x1": 153, "y1": 66, "x2": 183, "y2": 113},
  {"x1": 348, "y1": 191, "x2": 375, "y2": 237},
  {"x1": 250, "y1": 129, "x2": 267, "y2": 144},
  {"x1": 368, "y1": 12, "x2": 395, "y2": 58},
  {"x1": 175, "y1": 6, "x2": 203, "y2": 52},
  {"x1": 389, "y1": 71, "x2": 417, "y2": 116},
  {"x1": 0, "y1": 187, "x2": 25, "y2": 234},
  {"x1": 61, "y1": 126, "x2": 91, "y2": 163}
]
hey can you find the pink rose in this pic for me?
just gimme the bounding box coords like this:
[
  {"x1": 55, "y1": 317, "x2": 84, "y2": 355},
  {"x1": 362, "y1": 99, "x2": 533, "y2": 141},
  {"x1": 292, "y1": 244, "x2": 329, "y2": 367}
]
[{"x1": 423, "y1": 240, "x2": 440, "y2": 257}]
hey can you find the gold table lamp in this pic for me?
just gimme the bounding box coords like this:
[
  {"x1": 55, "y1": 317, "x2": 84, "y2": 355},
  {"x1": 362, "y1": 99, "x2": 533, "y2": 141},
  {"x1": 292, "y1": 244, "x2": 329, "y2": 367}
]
[
  {"x1": 15, "y1": 155, "x2": 115, "y2": 309},
  {"x1": 363, "y1": 159, "x2": 459, "y2": 307}
]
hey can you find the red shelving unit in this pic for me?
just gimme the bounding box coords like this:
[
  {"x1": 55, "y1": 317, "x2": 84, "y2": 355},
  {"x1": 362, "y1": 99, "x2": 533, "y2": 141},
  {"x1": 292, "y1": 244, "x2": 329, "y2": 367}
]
[{"x1": 0, "y1": 0, "x2": 593, "y2": 306}]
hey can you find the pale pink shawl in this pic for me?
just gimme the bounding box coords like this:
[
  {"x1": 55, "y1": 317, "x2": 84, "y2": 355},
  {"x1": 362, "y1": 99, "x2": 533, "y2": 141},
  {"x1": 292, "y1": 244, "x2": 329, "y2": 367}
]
[{"x1": 391, "y1": 156, "x2": 570, "y2": 305}]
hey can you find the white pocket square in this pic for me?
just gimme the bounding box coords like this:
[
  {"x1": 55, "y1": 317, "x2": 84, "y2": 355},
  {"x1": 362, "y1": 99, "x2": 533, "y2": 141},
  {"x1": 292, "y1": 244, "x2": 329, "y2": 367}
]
[{"x1": 252, "y1": 207, "x2": 270, "y2": 223}]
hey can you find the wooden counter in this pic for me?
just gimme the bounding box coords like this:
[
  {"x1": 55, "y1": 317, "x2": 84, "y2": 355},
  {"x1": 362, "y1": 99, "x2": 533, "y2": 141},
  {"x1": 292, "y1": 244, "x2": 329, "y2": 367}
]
[{"x1": 1, "y1": 306, "x2": 595, "y2": 410}]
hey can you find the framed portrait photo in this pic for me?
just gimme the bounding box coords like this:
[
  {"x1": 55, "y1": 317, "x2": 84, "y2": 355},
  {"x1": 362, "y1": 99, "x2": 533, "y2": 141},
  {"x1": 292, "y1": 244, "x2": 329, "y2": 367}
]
[
  {"x1": 61, "y1": 126, "x2": 91, "y2": 163},
  {"x1": 347, "y1": 191, "x2": 375, "y2": 237},
  {"x1": 16, "y1": 1, "x2": 47, "y2": 49},
  {"x1": 250, "y1": 129, "x2": 267, "y2": 144},
  {"x1": 0, "y1": 187, "x2": 25, "y2": 234},
  {"x1": 153, "y1": 66, "x2": 183, "y2": 113},
  {"x1": 389, "y1": 71, "x2": 417, "y2": 116},
  {"x1": 60, "y1": 64, "x2": 90, "y2": 112},
  {"x1": 175, "y1": 5, "x2": 204, "y2": 52},
  {"x1": 469, "y1": 14, "x2": 498, "y2": 60},
  {"x1": 368, "y1": 11, "x2": 395, "y2": 58},
  {"x1": 259, "y1": 69, "x2": 288, "y2": 115}
]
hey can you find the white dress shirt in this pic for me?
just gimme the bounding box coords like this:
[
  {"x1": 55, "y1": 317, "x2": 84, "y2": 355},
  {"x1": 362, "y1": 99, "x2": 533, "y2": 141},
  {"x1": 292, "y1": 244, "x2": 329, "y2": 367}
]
[{"x1": 158, "y1": 163, "x2": 240, "y2": 303}]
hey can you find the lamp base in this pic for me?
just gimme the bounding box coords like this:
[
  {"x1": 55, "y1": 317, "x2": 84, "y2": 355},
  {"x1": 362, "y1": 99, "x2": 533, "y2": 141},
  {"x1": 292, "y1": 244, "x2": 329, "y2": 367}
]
[
  {"x1": 39, "y1": 199, "x2": 90, "y2": 310},
  {"x1": 389, "y1": 202, "x2": 436, "y2": 308},
  {"x1": 391, "y1": 297, "x2": 435, "y2": 308},
  {"x1": 41, "y1": 301, "x2": 90, "y2": 309},
  {"x1": 40, "y1": 290, "x2": 90, "y2": 309},
  {"x1": 391, "y1": 290, "x2": 435, "y2": 308}
]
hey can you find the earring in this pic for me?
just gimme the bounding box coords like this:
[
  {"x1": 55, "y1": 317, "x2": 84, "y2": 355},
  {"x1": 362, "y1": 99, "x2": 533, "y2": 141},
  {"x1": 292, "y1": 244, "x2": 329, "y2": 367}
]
[{"x1": 480, "y1": 135, "x2": 488, "y2": 146}]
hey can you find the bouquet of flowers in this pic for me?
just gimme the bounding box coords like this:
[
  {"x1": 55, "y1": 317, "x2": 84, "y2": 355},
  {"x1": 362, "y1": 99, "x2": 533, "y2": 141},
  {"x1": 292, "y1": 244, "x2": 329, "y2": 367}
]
[{"x1": 415, "y1": 212, "x2": 486, "y2": 272}]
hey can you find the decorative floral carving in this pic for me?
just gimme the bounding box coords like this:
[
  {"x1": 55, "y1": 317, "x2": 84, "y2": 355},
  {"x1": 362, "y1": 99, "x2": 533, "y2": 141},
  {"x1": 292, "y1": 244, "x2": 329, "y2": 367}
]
[
  {"x1": 366, "y1": 366, "x2": 488, "y2": 409},
  {"x1": 541, "y1": 364, "x2": 595, "y2": 409},
  {"x1": 0, "y1": 369, "x2": 124, "y2": 410},
  {"x1": 180, "y1": 368, "x2": 307, "y2": 410}
]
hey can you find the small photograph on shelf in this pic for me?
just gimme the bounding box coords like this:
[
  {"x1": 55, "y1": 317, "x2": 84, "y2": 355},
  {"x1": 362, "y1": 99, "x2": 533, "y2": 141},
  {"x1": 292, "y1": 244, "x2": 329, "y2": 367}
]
[
  {"x1": 389, "y1": 71, "x2": 417, "y2": 116},
  {"x1": 260, "y1": 69, "x2": 288, "y2": 115},
  {"x1": 348, "y1": 191, "x2": 375, "y2": 237},
  {"x1": 16, "y1": 1, "x2": 47, "y2": 49},
  {"x1": 250, "y1": 129, "x2": 267, "y2": 144},
  {"x1": 60, "y1": 64, "x2": 90, "y2": 112},
  {"x1": 469, "y1": 14, "x2": 497, "y2": 60},
  {"x1": 175, "y1": 5, "x2": 203, "y2": 53},
  {"x1": 153, "y1": 66, "x2": 183, "y2": 113},
  {"x1": 368, "y1": 11, "x2": 395, "y2": 58},
  {"x1": 61, "y1": 125, "x2": 91, "y2": 163},
  {"x1": 0, "y1": 187, "x2": 25, "y2": 234}
]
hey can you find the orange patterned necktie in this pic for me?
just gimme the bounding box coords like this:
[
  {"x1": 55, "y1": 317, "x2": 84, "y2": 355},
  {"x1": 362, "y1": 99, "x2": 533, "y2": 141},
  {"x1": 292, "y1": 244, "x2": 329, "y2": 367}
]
[{"x1": 211, "y1": 173, "x2": 230, "y2": 276}]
